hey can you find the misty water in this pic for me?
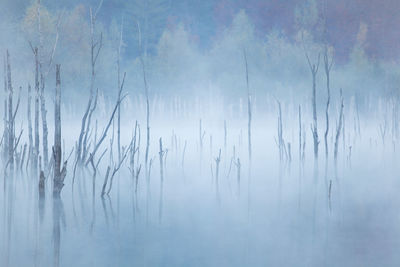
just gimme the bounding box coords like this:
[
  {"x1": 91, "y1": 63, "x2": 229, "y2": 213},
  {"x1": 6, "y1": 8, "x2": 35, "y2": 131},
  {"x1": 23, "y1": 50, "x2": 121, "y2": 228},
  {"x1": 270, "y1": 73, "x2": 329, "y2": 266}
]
[{"x1": 1, "y1": 113, "x2": 399, "y2": 267}]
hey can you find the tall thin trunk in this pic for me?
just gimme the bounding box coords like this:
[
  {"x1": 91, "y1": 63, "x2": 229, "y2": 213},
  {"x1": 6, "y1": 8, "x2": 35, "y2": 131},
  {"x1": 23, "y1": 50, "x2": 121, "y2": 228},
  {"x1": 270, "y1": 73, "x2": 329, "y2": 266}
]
[
  {"x1": 28, "y1": 85, "x2": 33, "y2": 172},
  {"x1": 298, "y1": 105, "x2": 302, "y2": 161},
  {"x1": 324, "y1": 46, "x2": 333, "y2": 158},
  {"x1": 3, "y1": 56, "x2": 8, "y2": 161},
  {"x1": 77, "y1": 1, "x2": 103, "y2": 166},
  {"x1": 53, "y1": 65, "x2": 62, "y2": 194},
  {"x1": 117, "y1": 18, "x2": 123, "y2": 163},
  {"x1": 6, "y1": 51, "x2": 14, "y2": 171},
  {"x1": 334, "y1": 89, "x2": 344, "y2": 161},
  {"x1": 158, "y1": 138, "x2": 164, "y2": 222},
  {"x1": 304, "y1": 50, "x2": 320, "y2": 159},
  {"x1": 53, "y1": 65, "x2": 66, "y2": 196},
  {"x1": 34, "y1": 48, "x2": 40, "y2": 174},
  {"x1": 243, "y1": 49, "x2": 251, "y2": 161},
  {"x1": 137, "y1": 21, "x2": 150, "y2": 174},
  {"x1": 40, "y1": 73, "x2": 48, "y2": 171}
]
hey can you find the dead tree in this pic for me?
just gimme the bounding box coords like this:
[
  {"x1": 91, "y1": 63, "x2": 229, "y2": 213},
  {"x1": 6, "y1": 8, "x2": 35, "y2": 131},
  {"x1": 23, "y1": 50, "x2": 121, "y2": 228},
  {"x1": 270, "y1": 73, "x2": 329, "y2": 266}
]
[
  {"x1": 304, "y1": 48, "x2": 321, "y2": 159},
  {"x1": 105, "y1": 144, "x2": 130, "y2": 196},
  {"x1": 76, "y1": 0, "x2": 103, "y2": 167},
  {"x1": 33, "y1": 47, "x2": 40, "y2": 174},
  {"x1": 224, "y1": 120, "x2": 227, "y2": 150},
  {"x1": 235, "y1": 157, "x2": 241, "y2": 196},
  {"x1": 199, "y1": 119, "x2": 205, "y2": 155},
  {"x1": 117, "y1": 18, "x2": 124, "y2": 163},
  {"x1": 243, "y1": 49, "x2": 252, "y2": 161},
  {"x1": 30, "y1": 1, "x2": 61, "y2": 172},
  {"x1": 334, "y1": 89, "x2": 344, "y2": 161},
  {"x1": 84, "y1": 73, "x2": 126, "y2": 168},
  {"x1": 215, "y1": 149, "x2": 221, "y2": 199},
  {"x1": 81, "y1": 89, "x2": 98, "y2": 164},
  {"x1": 6, "y1": 51, "x2": 14, "y2": 171},
  {"x1": 2, "y1": 56, "x2": 8, "y2": 161},
  {"x1": 298, "y1": 105, "x2": 302, "y2": 161},
  {"x1": 276, "y1": 100, "x2": 285, "y2": 161},
  {"x1": 158, "y1": 138, "x2": 165, "y2": 222},
  {"x1": 324, "y1": 46, "x2": 333, "y2": 158},
  {"x1": 136, "y1": 20, "x2": 150, "y2": 174},
  {"x1": 129, "y1": 121, "x2": 139, "y2": 178},
  {"x1": 53, "y1": 65, "x2": 66, "y2": 196},
  {"x1": 27, "y1": 84, "x2": 33, "y2": 172},
  {"x1": 40, "y1": 67, "x2": 49, "y2": 172},
  {"x1": 181, "y1": 140, "x2": 187, "y2": 170},
  {"x1": 159, "y1": 138, "x2": 164, "y2": 183}
]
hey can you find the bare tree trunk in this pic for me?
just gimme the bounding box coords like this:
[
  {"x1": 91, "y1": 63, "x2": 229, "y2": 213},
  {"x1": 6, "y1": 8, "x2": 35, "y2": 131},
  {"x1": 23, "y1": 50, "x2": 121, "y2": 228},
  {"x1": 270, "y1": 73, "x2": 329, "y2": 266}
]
[
  {"x1": 199, "y1": 119, "x2": 205, "y2": 168},
  {"x1": 85, "y1": 73, "x2": 126, "y2": 167},
  {"x1": 130, "y1": 121, "x2": 138, "y2": 178},
  {"x1": 136, "y1": 20, "x2": 150, "y2": 175},
  {"x1": 243, "y1": 49, "x2": 252, "y2": 161},
  {"x1": 298, "y1": 105, "x2": 302, "y2": 161},
  {"x1": 304, "y1": 50, "x2": 321, "y2": 159},
  {"x1": 53, "y1": 65, "x2": 66, "y2": 197},
  {"x1": 324, "y1": 46, "x2": 333, "y2": 158},
  {"x1": 82, "y1": 89, "x2": 98, "y2": 164},
  {"x1": 40, "y1": 74, "x2": 49, "y2": 171},
  {"x1": 34, "y1": 48, "x2": 40, "y2": 174},
  {"x1": 334, "y1": 89, "x2": 344, "y2": 162},
  {"x1": 215, "y1": 149, "x2": 221, "y2": 201},
  {"x1": 28, "y1": 84, "x2": 33, "y2": 173},
  {"x1": 159, "y1": 138, "x2": 164, "y2": 182},
  {"x1": 158, "y1": 138, "x2": 164, "y2": 222},
  {"x1": 117, "y1": 18, "x2": 123, "y2": 163},
  {"x1": 277, "y1": 100, "x2": 284, "y2": 161},
  {"x1": 6, "y1": 51, "x2": 14, "y2": 172},
  {"x1": 3, "y1": 56, "x2": 8, "y2": 161},
  {"x1": 224, "y1": 120, "x2": 227, "y2": 150},
  {"x1": 235, "y1": 157, "x2": 241, "y2": 196},
  {"x1": 76, "y1": 0, "x2": 103, "y2": 166}
]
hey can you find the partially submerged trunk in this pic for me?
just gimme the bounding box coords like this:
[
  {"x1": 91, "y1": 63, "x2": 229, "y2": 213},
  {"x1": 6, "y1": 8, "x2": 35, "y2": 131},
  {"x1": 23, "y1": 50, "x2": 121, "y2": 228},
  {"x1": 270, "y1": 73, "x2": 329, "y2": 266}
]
[{"x1": 53, "y1": 65, "x2": 66, "y2": 196}]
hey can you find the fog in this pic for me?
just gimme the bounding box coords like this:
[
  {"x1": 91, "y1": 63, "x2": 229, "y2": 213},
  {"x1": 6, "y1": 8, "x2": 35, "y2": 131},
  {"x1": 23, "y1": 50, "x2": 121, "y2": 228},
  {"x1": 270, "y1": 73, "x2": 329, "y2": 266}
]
[{"x1": 1, "y1": 0, "x2": 400, "y2": 267}]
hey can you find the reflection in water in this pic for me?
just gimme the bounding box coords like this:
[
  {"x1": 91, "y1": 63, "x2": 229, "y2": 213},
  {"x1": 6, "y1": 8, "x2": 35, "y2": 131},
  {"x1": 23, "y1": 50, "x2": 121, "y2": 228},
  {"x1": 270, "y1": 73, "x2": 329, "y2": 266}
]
[
  {"x1": 52, "y1": 195, "x2": 65, "y2": 267},
  {"x1": 0, "y1": 140, "x2": 399, "y2": 267}
]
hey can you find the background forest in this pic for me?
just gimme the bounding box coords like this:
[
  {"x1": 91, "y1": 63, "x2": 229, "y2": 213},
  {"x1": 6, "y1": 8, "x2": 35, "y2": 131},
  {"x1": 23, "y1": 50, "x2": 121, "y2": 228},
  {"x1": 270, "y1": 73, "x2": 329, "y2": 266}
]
[{"x1": 0, "y1": 0, "x2": 399, "y2": 106}]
